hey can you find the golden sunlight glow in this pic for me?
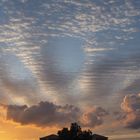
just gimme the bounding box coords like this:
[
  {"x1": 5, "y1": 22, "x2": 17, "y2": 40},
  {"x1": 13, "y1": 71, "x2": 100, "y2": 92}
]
[{"x1": 0, "y1": 117, "x2": 59, "y2": 140}]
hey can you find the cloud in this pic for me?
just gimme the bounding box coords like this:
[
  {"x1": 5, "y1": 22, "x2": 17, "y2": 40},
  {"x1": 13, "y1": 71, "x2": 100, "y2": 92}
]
[
  {"x1": 80, "y1": 107, "x2": 108, "y2": 128},
  {"x1": 2, "y1": 101, "x2": 108, "y2": 128},
  {"x1": 0, "y1": 53, "x2": 42, "y2": 105},
  {"x1": 0, "y1": 0, "x2": 140, "y2": 116},
  {"x1": 5, "y1": 101, "x2": 80, "y2": 127},
  {"x1": 121, "y1": 94, "x2": 140, "y2": 129},
  {"x1": 84, "y1": 47, "x2": 114, "y2": 53},
  {"x1": 78, "y1": 44, "x2": 140, "y2": 106}
]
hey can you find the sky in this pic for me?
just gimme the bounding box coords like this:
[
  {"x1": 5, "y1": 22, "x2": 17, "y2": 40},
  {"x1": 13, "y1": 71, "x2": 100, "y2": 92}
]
[{"x1": 0, "y1": 0, "x2": 140, "y2": 140}]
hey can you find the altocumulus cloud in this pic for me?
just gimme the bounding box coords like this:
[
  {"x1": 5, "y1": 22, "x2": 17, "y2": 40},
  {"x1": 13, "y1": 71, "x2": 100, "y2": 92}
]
[
  {"x1": 3, "y1": 101, "x2": 108, "y2": 128},
  {"x1": 121, "y1": 94, "x2": 140, "y2": 129}
]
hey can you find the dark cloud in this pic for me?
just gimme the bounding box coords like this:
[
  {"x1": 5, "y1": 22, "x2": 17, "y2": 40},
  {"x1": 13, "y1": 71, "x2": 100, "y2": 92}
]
[
  {"x1": 81, "y1": 107, "x2": 108, "y2": 128},
  {"x1": 121, "y1": 94, "x2": 140, "y2": 129},
  {"x1": 6, "y1": 101, "x2": 80, "y2": 127},
  {"x1": 4, "y1": 101, "x2": 108, "y2": 128}
]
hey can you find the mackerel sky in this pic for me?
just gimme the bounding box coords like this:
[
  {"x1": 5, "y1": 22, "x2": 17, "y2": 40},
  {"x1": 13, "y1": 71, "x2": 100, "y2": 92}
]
[{"x1": 0, "y1": 0, "x2": 140, "y2": 140}]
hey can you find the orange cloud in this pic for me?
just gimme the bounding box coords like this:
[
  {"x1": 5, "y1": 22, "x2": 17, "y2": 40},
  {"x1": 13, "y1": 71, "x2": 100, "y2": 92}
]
[
  {"x1": 120, "y1": 94, "x2": 140, "y2": 129},
  {"x1": 80, "y1": 106, "x2": 108, "y2": 128}
]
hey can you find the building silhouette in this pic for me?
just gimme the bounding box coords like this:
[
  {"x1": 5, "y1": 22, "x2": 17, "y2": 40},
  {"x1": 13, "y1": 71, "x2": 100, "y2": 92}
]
[
  {"x1": 40, "y1": 123, "x2": 108, "y2": 140},
  {"x1": 40, "y1": 134, "x2": 59, "y2": 140},
  {"x1": 92, "y1": 134, "x2": 108, "y2": 140}
]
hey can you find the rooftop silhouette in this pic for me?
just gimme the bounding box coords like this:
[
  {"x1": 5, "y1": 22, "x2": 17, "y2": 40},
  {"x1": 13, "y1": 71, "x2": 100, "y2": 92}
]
[{"x1": 40, "y1": 123, "x2": 108, "y2": 140}]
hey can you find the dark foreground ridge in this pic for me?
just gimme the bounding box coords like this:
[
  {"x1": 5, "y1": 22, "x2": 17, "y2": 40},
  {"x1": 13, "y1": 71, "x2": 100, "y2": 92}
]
[{"x1": 40, "y1": 123, "x2": 108, "y2": 140}]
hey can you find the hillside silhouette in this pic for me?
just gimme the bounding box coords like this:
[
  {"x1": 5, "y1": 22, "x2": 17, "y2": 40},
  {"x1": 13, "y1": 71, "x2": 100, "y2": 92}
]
[{"x1": 40, "y1": 123, "x2": 108, "y2": 140}]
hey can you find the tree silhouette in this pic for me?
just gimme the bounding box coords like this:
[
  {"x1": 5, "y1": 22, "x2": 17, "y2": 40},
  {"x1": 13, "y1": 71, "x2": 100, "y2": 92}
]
[
  {"x1": 57, "y1": 128, "x2": 70, "y2": 140},
  {"x1": 58, "y1": 123, "x2": 92, "y2": 140},
  {"x1": 70, "y1": 123, "x2": 82, "y2": 139}
]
